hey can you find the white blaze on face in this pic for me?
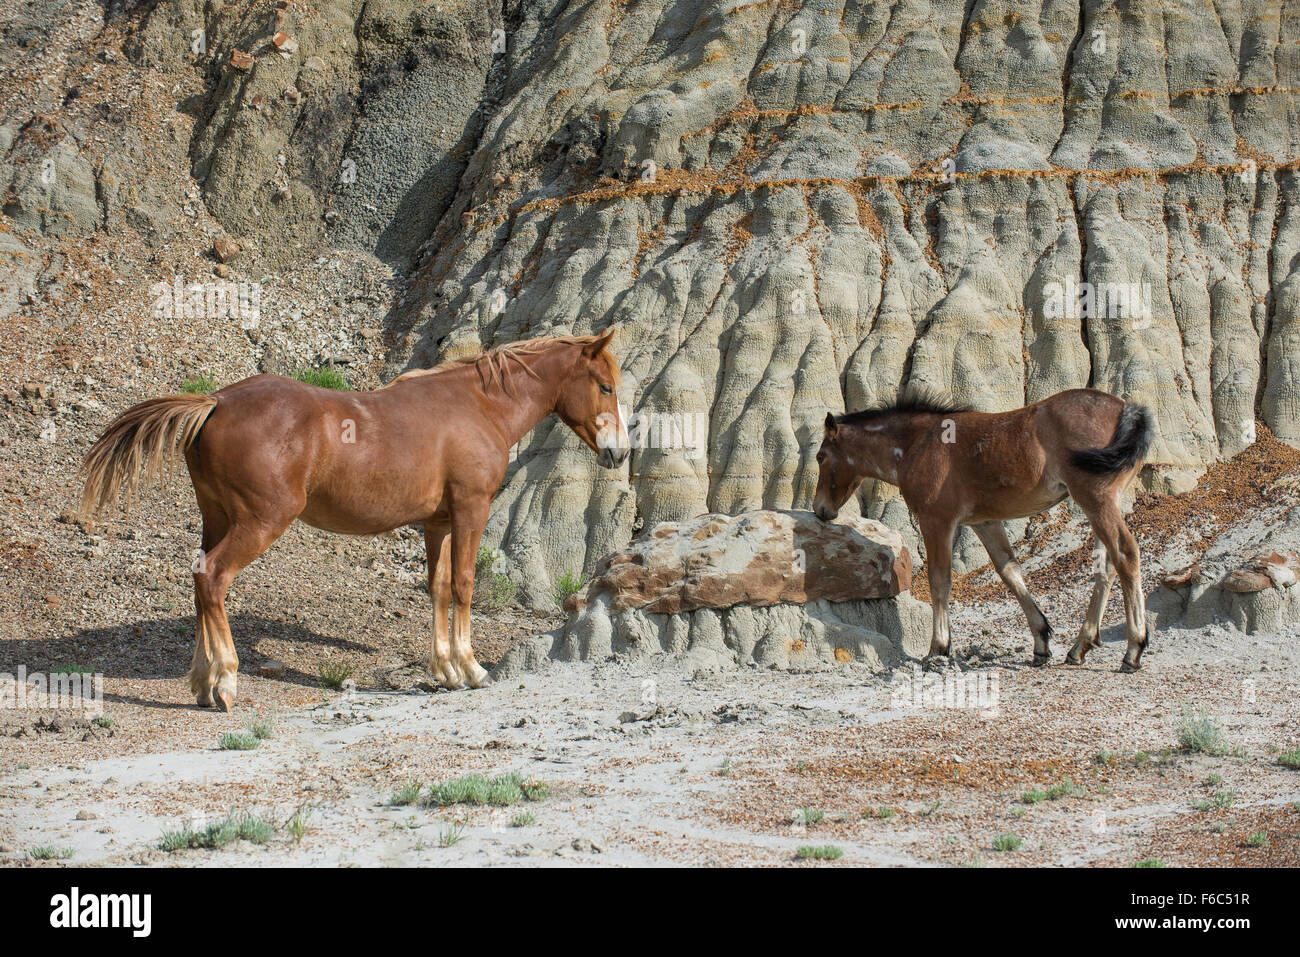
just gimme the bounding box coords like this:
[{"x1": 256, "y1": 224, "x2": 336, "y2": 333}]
[{"x1": 595, "y1": 403, "x2": 629, "y2": 453}]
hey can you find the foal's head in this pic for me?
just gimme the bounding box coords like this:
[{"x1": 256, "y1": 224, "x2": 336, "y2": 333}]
[
  {"x1": 554, "y1": 329, "x2": 630, "y2": 469},
  {"x1": 812, "y1": 413, "x2": 862, "y2": 521}
]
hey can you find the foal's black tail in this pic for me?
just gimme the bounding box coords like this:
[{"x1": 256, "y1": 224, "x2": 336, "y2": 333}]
[{"x1": 1071, "y1": 402, "x2": 1152, "y2": 474}]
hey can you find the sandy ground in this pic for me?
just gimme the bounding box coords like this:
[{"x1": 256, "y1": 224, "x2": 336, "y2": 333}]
[{"x1": 3, "y1": 595, "x2": 1299, "y2": 867}]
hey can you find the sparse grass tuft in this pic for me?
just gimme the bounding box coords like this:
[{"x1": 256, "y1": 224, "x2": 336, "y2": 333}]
[
  {"x1": 863, "y1": 806, "x2": 896, "y2": 821},
  {"x1": 1247, "y1": 831, "x2": 1267, "y2": 847},
  {"x1": 551, "y1": 570, "x2": 585, "y2": 606},
  {"x1": 438, "y1": 822, "x2": 465, "y2": 847},
  {"x1": 28, "y1": 845, "x2": 74, "y2": 861},
  {"x1": 294, "y1": 367, "x2": 351, "y2": 390},
  {"x1": 91, "y1": 716, "x2": 114, "y2": 729},
  {"x1": 218, "y1": 731, "x2": 260, "y2": 751},
  {"x1": 390, "y1": 781, "x2": 422, "y2": 806},
  {"x1": 1134, "y1": 858, "x2": 1166, "y2": 868},
  {"x1": 1021, "y1": 779, "x2": 1085, "y2": 804},
  {"x1": 1192, "y1": 790, "x2": 1237, "y2": 812},
  {"x1": 510, "y1": 811, "x2": 536, "y2": 828},
  {"x1": 318, "y1": 662, "x2": 354, "y2": 690},
  {"x1": 181, "y1": 373, "x2": 218, "y2": 395},
  {"x1": 243, "y1": 708, "x2": 276, "y2": 740},
  {"x1": 790, "y1": 807, "x2": 824, "y2": 826},
  {"x1": 473, "y1": 547, "x2": 516, "y2": 611},
  {"x1": 1278, "y1": 747, "x2": 1300, "y2": 769},
  {"x1": 795, "y1": 844, "x2": 842, "y2": 861},
  {"x1": 286, "y1": 805, "x2": 313, "y2": 843},
  {"x1": 992, "y1": 832, "x2": 1022, "y2": 852},
  {"x1": 1177, "y1": 704, "x2": 1227, "y2": 755},
  {"x1": 159, "y1": 811, "x2": 274, "y2": 852},
  {"x1": 424, "y1": 772, "x2": 546, "y2": 808}
]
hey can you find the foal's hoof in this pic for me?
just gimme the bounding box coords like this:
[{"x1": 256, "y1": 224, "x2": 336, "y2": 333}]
[
  {"x1": 1063, "y1": 652, "x2": 1084, "y2": 666},
  {"x1": 1030, "y1": 652, "x2": 1052, "y2": 668},
  {"x1": 214, "y1": 675, "x2": 237, "y2": 712},
  {"x1": 196, "y1": 690, "x2": 214, "y2": 708},
  {"x1": 1119, "y1": 659, "x2": 1142, "y2": 674}
]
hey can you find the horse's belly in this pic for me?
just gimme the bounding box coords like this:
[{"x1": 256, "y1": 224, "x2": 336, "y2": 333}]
[{"x1": 299, "y1": 477, "x2": 442, "y2": 535}]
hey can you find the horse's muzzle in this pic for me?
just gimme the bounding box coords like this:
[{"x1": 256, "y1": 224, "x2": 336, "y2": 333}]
[
  {"x1": 813, "y1": 504, "x2": 837, "y2": 522},
  {"x1": 598, "y1": 447, "x2": 629, "y2": 469}
]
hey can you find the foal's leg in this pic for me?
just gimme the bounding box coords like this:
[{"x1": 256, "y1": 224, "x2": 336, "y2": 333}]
[
  {"x1": 971, "y1": 521, "x2": 1054, "y2": 665},
  {"x1": 448, "y1": 499, "x2": 492, "y2": 688},
  {"x1": 1070, "y1": 484, "x2": 1148, "y2": 672},
  {"x1": 424, "y1": 522, "x2": 460, "y2": 689},
  {"x1": 920, "y1": 518, "x2": 957, "y2": 660},
  {"x1": 190, "y1": 498, "x2": 229, "y2": 708},
  {"x1": 1065, "y1": 541, "x2": 1117, "y2": 665},
  {"x1": 189, "y1": 520, "x2": 289, "y2": 710}
]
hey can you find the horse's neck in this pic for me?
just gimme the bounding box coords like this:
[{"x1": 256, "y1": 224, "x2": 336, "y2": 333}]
[{"x1": 467, "y1": 346, "x2": 569, "y2": 446}]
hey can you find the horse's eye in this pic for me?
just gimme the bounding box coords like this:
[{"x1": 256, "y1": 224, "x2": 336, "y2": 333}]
[
  {"x1": 598, "y1": 383, "x2": 614, "y2": 395},
  {"x1": 816, "y1": 451, "x2": 825, "y2": 463}
]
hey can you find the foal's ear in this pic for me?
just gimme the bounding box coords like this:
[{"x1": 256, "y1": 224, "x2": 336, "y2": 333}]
[
  {"x1": 824, "y1": 412, "x2": 838, "y2": 438},
  {"x1": 583, "y1": 328, "x2": 615, "y2": 357}
]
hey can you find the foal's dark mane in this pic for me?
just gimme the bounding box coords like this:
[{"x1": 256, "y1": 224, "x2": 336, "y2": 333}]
[{"x1": 837, "y1": 391, "x2": 968, "y2": 426}]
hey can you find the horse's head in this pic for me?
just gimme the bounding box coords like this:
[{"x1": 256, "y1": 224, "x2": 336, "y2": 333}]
[
  {"x1": 555, "y1": 329, "x2": 630, "y2": 469},
  {"x1": 813, "y1": 412, "x2": 861, "y2": 521}
]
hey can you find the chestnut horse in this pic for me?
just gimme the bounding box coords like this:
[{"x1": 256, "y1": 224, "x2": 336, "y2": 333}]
[
  {"x1": 813, "y1": 388, "x2": 1152, "y2": 671},
  {"x1": 80, "y1": 331, "x2": 630, "y2": 710}
]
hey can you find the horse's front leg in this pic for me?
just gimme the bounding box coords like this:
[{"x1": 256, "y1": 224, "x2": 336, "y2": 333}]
[
  {"x1": 449, "y1": 500, "x2": 492, "y2": 689},
  {"x1": 424, "y1": 522, "x2": 461, "y2": 689},
  {"x1": 920, "y1": 518, "x2": 957, "y2": 662}
]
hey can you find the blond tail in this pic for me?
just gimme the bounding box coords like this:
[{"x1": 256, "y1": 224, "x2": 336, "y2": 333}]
[{"x1": 79, "y1": 394, "x2": 218, "y2": 516}]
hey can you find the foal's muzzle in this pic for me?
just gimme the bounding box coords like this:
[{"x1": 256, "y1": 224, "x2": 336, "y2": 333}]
[
  {"x1": 598, "y1": 446, "x2": 629, "y2": 469},
  {"x1": 814, "y1": 504, "x2": 837, "y2": 522}
]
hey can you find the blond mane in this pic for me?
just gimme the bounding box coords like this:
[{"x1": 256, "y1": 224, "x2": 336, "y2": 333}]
[{"x1": 388, "y1": 334, "x2": 620, "y2": 394}]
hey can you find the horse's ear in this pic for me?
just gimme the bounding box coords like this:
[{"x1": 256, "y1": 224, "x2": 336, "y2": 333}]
[
  {"x1": 824, "y1": 412, "x2": 838, "y2": 438},
  {"x1": 583, "y1": 328, "x2": 615, "y2": 357}
]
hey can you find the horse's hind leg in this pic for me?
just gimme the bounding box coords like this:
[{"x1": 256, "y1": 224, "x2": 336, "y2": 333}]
[
  {"x1": 1065, "y1": 541, "x2": 1117, "y2": 665},
  {"x1": 1069, "y1": 482, "x2": 1147, "y2": 672},
  {"x1": 189, "y1": 519, "x2": 291, "y2": 710},
  {"x1": 190, "y1": 496, "x2": 229, "y2": 708},
  {"x1": 448, "y1": 498, "x2": 491, "y2": 688},
  {"x1": 971, "y1": 521, "x2": 1053, "y2": 666},
  {"x1": 424, "y1": 521, "x2": 461, "y2": 689}
]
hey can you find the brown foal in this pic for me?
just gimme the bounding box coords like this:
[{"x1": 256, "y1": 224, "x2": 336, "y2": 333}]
[
  {"x1": 81, "y1": 331, "x2": 630, "y2": 710},
  {"x1": 813, "y1": 388, "x2": 1153, "y2": 671}
]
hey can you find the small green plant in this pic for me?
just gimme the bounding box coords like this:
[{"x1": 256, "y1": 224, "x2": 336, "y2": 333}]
[
  {"x1": 159, "y1": 811, "x2": 274, "y2": 851},
  {"x1": 1278, "y1": 747, "x2": 1300, "y2": 769},
  {"x1": 390, "y1": 781, "x2": 422, "y2": 806},
  {"x1": 319, "y1": 662, "x2": 354, "y2": 690},
  {"x1": 1021, "y1": 779, "x2": 1085, "y2": 804},
  {"x1": 992, "y1": 832, "x2": 1022, "y2": 852},
  {"x1": 473, "y1": 547, "x2": 516, "y2": 611},
  {"x1": 425, "y1": 772, "x2": 546, "y2": 808},
  {"x1": 51, "y1": 663, "x2": 92, "y2": 676},
  {"x1": 1134, "y1": 858, "x2": 1166, "y2": 868},
  {"x1": 181, "y1": 373, "x2": 218, "y2": 395},
  {"x1": 28, "y1": 845, "x2": 74, "y2": 861},
  {"x1": 218, "y1": 731, "x2": 260, "y2": 751},
  {"x1": 1177, "y1": 704, "x2": 1227, "y2": 755},
  {"x1": 551, "y1": 570, "x2": 585, "y2": 606},
  {"x1": 917, "y1": 798, "x2": 942, "y2": 818},
  {"x1": 863, "y1": 806, "x2": 896, "y2": 821},
  {"x1": 793, "y1": 761, "x2": 808, "y2": 772},
  {"x1": 790, "y1": 807, "x2": 824, "y2": 826},
  {"x1": 1206, "y1": 773, "x2": 1223, "y2": 786},
  {"x1": 243, "y1": 709, "x2": 276, "y2": 740},
  {"x1": 287, "y1": 805, "x2": 313, "y2": 843},
  {"x1": 1247, "y1": 831, "x2": 1267, "y2": 847},
  {"x1": 294, "y1": 367, "x2": 351, "y2": 390},
  {"x1": 438, "y1": 822, "x2": 465, "y2": 847},
  {"x1": 91, "y1": 716, "x2": 114, "y2": 729},
  {"x1": 1094, "y1": 750, "x2": 1113, "y2": 765},
  {"x1": 795, "y1": 844, "x2": 842, "y2": 861},
  {"x1": 1192, "y1": 790, "x2": 1237, "y2": 812},
  {"x1": 715, "y1": 758, "x2": 732, "y2": 776},
  {"x1": 510, "y1": 811, "x2": 536, "y2": 828}
]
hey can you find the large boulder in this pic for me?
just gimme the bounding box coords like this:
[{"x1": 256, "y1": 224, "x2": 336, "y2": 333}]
[{"x1": 493, "y1": 510, "x2": 930, "y2": 678}]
